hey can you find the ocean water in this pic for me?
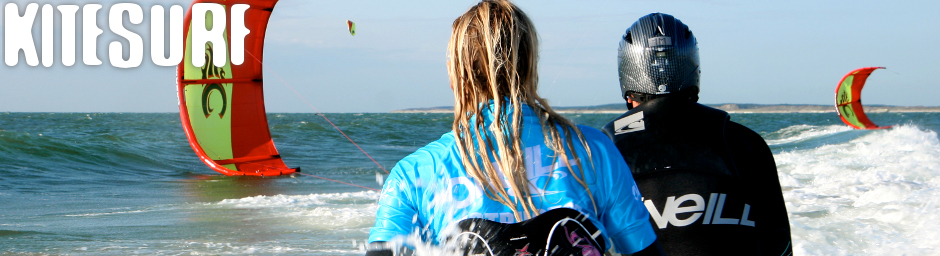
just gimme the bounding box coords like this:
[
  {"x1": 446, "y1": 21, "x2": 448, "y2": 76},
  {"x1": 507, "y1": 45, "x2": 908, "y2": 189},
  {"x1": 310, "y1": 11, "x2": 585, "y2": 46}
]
[{"x1": 1, "y1": 111, "x2": 938, "y2": 255}]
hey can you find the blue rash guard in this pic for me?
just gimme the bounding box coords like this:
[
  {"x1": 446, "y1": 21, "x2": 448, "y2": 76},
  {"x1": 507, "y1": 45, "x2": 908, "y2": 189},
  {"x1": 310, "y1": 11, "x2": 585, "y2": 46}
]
[{"x1": 368, "y1": 104, "x2": 657, "y2": 254}]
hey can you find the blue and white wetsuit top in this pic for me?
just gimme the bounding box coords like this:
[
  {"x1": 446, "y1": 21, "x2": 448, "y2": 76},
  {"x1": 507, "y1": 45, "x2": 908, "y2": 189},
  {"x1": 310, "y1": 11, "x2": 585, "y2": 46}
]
[{"x1": 368, "y1": 104, "x2": 657, "y2": 254}]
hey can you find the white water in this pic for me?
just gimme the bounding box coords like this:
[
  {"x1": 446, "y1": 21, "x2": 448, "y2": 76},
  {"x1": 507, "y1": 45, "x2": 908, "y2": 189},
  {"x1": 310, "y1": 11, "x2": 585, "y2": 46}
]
[
  {"x1": 775, "y1": 125, "x2": 940, "y2": 255},
  {"x1": 217, "y1": 191, "x2": 380, "y2": 229},
  {"x1": 201, "y1": 125, "x2": 940, "y2": 255}
]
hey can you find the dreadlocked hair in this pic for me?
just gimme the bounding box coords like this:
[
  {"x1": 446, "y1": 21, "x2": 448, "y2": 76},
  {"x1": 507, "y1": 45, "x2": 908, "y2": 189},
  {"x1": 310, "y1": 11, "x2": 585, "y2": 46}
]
[{"x1": 447, "y1": 0, "x2": 597, "y2": 221}]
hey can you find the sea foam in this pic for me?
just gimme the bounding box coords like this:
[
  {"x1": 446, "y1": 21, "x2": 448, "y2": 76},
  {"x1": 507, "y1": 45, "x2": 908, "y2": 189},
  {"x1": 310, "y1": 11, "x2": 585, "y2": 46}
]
[
  {"x1": 215, "y1": 191, "x2": 380, "y2": 230},
  {"x1": 774, "y1": 125, "x2": 940, "y2": 255},
  {"x1": 206, "y1": 125, "x2": 940, "y2": 255}
]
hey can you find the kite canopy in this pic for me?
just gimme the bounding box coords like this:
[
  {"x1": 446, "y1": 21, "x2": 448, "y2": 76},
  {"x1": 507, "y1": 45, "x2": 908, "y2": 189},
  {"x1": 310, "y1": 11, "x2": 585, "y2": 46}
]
[
  {"x1": 347, "y1": 20, "x2": 356, "y2": 36},
  {"x1": 835, "y1": 67, "x2": 890, "y2": 130},
  {"x1": 177, "y1": 0, "x2": 297, "y2": 176}
]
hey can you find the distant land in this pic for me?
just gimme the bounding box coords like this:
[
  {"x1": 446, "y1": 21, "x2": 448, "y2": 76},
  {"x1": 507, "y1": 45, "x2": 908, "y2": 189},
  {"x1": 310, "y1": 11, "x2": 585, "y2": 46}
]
[{"x1": 392, "y1": 103, "x2": 940, "y2": 114}]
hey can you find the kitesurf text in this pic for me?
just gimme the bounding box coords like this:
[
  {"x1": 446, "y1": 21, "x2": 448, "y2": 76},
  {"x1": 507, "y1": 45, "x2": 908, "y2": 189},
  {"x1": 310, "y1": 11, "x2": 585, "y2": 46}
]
[{"x1": 3, "y1": 3, "x2": 249, "y2": 68}]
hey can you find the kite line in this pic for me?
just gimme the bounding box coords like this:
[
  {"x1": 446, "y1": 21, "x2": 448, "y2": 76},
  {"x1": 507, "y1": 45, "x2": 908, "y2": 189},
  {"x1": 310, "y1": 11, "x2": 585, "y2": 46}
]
[{"x1": 245, "y1": 51, "x2": 388, "y2": 175}]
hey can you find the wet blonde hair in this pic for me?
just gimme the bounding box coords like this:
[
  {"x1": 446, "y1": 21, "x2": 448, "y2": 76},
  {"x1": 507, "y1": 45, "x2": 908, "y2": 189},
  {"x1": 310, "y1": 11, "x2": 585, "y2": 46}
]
[{"x1": 447, "y1": 0, "x2": 596, "y2": 221}]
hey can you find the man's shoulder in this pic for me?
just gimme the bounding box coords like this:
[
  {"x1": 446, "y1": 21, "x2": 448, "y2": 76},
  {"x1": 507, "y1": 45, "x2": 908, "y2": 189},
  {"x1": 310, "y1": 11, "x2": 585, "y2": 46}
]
[
  {"x1": 725, "y1": 121, "x2": 768, "y2": 145},
  {"x1": 601, "y1": 111, "x2": 638, "y2": 139},
  {"x1": 723, "y1": 121, "x2": 776, "y2": 167}
]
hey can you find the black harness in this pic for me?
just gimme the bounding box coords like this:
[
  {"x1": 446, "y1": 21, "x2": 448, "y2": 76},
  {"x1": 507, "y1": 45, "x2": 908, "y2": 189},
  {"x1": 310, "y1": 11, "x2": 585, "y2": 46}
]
[{"x1": 455, "y1": 208, "x2": 605, "y2": 256}]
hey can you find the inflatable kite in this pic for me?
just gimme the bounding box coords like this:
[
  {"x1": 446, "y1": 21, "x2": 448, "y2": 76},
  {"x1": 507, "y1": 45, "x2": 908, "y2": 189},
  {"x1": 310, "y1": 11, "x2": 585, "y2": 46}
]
[
  {"x1": 835, "y1": 67, "x2": 891, "y2": 130},
  {"x1": 347, "y1": 20, "x2": 356, "y2": 36},
  {"x1": 177, "y1": 0, "x2": 298, "y2": 176}
]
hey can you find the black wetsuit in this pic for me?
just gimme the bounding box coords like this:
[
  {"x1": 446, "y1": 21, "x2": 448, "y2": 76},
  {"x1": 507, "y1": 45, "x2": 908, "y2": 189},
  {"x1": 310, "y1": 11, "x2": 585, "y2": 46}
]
[{"x1": 602, "y1": 97, "x2": 792, "y2": 256}]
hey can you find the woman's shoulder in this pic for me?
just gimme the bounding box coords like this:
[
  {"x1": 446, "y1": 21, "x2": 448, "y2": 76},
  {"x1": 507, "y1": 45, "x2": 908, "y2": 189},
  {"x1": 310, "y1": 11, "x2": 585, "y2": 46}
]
[
  {"x1": 574, "y1": 125, "x2": 618, "y2": 149},
  {"x1": 576, "y1": 125, "x2": 609, "y2": 140},
  {"x1": 571, "y1": 125, "x2": 623, "y2": 163},
  {"x1": 396, "y1": 131, "x2": 459, "y2": 168}
]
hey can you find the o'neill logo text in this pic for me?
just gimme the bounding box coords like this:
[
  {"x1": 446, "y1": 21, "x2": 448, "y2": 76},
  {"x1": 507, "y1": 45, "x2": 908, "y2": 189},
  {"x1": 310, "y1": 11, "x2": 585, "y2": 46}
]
[{"x1": 644, "y1": 193, "x2": 755, "y2": 229}]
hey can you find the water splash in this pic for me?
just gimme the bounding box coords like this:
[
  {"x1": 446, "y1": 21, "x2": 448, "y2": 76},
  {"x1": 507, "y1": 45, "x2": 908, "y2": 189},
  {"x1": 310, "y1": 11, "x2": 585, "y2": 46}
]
[{"x1": 774, "y1": 125, "x2": 940, "y2": 255}]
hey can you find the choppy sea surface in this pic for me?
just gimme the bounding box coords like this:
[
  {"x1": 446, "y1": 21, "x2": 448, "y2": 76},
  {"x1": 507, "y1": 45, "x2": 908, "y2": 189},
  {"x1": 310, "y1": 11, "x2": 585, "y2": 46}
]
[{"x1": 1, "y1": 112, "x2": 938, "y2": 255}]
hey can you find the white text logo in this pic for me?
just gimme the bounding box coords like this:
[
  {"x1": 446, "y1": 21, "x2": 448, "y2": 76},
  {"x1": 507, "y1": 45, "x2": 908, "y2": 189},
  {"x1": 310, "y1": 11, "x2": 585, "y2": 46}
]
[{"x1": 644, "y1": 193, "x2": 755, "y2": 229}]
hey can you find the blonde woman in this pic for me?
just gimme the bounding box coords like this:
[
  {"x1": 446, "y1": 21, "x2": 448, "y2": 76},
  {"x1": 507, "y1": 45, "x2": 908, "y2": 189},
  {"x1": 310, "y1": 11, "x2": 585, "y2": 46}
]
[{"x1": 368, "y1": 1, "x2": 660, "y2": 255}]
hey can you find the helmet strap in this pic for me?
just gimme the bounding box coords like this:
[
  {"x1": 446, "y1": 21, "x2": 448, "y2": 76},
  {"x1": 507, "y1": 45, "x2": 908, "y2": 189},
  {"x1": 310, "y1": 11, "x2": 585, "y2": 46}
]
[{"x1": 626, "y1": 87, "x2": 699, "y2": 109}]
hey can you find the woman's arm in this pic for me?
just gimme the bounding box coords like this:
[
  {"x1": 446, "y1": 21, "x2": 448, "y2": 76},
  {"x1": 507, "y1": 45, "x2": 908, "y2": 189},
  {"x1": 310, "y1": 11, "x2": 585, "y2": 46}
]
[{"x1": 368, "y1": 160, "x2": 420, "y2": 244}]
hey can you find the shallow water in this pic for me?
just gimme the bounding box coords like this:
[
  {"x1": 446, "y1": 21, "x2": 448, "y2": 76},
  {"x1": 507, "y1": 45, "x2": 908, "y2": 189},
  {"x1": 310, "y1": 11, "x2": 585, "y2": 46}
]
[{"x1": 1, "y1": 112, "x2": 938, "y2": 255}]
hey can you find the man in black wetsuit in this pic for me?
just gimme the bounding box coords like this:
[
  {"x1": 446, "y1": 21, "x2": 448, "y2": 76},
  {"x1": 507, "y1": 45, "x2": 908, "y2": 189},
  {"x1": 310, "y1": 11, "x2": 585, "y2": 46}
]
[{"x1": 601, "y1": 13, "x2": 793, "y2": 256}]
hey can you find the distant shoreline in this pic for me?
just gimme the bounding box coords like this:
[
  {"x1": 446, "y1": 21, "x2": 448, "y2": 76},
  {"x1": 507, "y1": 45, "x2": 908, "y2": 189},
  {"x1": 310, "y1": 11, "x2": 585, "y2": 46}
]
[{"x1": 391, "y1": 104, "x2": 940, "y2": 114}]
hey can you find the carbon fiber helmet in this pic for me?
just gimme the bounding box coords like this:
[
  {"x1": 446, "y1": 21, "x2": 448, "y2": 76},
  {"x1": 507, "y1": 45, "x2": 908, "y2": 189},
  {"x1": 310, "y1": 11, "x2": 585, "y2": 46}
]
[{"x1": 618, "y1": 13, "x2": 699, "y2": 99}]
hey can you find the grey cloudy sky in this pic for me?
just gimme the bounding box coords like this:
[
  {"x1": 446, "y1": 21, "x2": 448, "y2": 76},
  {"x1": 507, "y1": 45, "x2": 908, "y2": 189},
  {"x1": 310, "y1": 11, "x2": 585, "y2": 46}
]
[{"x1": 1, "y1": 0, "x2": 937, "y2": 112}]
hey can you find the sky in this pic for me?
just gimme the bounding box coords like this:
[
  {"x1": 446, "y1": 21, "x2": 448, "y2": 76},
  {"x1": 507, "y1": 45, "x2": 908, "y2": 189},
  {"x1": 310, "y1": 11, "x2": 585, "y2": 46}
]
[{"x1": 0, "y1": 0, "x2": 937, "y2": 113}]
